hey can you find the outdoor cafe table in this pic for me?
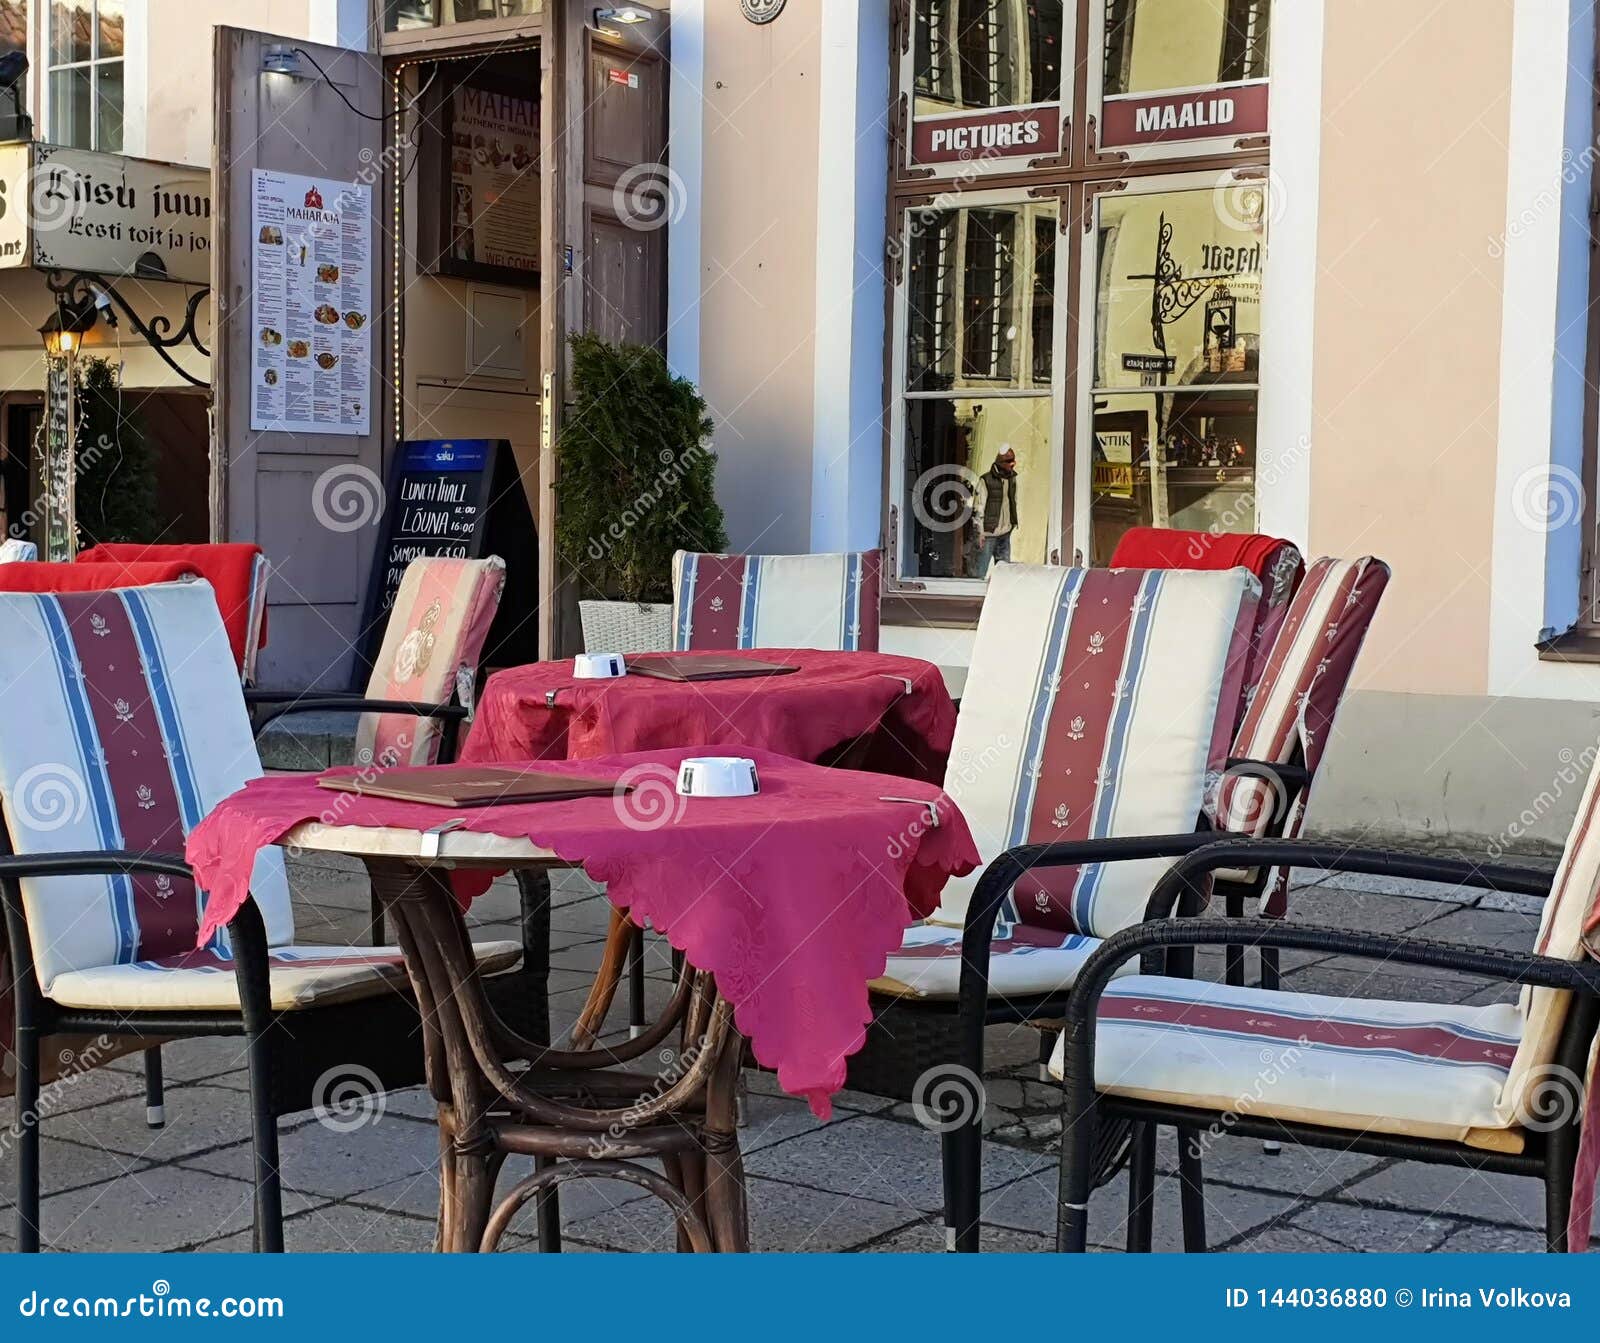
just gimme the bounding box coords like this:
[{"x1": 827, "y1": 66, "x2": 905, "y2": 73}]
[
  {"x1": 461, "y1": 648, "x2": 956, "y2": 783},
  {"x1": 185, "y1": 746, "x2": 979, "y2": 1115}
]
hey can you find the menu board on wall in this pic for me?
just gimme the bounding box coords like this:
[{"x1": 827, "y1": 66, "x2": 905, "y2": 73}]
[
  {"x1": 249, "y1": 169, "x2": 373, "y2": 437},
  {"x1": 446, "y1": 84, "x2": 539, "y2": 282}
]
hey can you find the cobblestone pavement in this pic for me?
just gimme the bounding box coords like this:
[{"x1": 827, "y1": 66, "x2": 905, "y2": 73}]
[{"x1": 0, "y1": 857, "x2": 1560, "y2": 1253}]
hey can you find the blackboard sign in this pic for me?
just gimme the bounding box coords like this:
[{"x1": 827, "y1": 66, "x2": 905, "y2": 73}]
[{"x1": 356, "y1": 438, "x2": 538, "y2": 687}]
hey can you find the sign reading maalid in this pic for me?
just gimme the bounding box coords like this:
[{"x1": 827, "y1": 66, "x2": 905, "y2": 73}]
[{"x1": 0, "y1": 141, "x2": 211, "y2": 284}]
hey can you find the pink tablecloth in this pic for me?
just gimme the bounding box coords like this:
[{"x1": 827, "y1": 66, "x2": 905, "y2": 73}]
[
  {"x1": 185, "y1": 747, "x2": 979, "y2": 1115},
  {"x1": 462, "y1": 649, "x2": 956, "y2": 782}
]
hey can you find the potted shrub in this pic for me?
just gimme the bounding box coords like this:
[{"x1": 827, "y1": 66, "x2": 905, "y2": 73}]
[{"x1": 555, "y1": 333, "x2": 727, "y2": 652}]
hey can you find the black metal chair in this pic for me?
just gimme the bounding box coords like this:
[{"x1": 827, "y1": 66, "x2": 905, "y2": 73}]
[{"x1": 1055, "y1": 839, "x2": 1592, "y2": 1254}]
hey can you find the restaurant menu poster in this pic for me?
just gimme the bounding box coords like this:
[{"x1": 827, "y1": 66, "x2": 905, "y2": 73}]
[
  {"x1": 449, "y1": 85, "x2": 539, "y2": 275},
  {"x1": 250, "y1": 169, "x2": 372, "y2": 436}
]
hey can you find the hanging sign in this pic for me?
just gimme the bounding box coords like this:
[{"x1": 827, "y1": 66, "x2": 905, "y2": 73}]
[
  {"x1": 913, "y1": 105, "x2": 1061, "y2": 165},
  {"x1": 1100, "y1": 83, "x2": 1269, "y2": 148},
  {"x1": 0, "y1": 143, "x2": 212, "y2": 281},
  {"x1": 249, "y1": 169, "x2": 373, "y2": 437}
]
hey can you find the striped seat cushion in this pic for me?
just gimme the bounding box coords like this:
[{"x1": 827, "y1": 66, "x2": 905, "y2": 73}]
[
  {"x1": 925, "y1": 563, "x2": 1259, "y2": 938},
  {"x1": 0, "y1": 582, "x2": 295, "y2": 990},
  {"x1": 357, "y1": 555, "x2": 507, "y2": 768},
  {"x1": 873, "y1": 922, "x2": 1134, "y2": 999},
  {"x1": 47, "y1": 940, "x2": 522, "y2": 1012},
  {"x1": 670, "y1": 549, "x2": 881, "y2": 652},
  {"x1": 1049, "y1": 977, "x2": 1525, "y2": 1149}
]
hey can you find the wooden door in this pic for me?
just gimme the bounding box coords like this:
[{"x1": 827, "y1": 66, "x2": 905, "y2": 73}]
[
  {"x1": 540, "y1": 2, "x2": 670, "y2": 658},
  {"x1": 212, "y1": 29, "x2": 389, "y2": 689}
]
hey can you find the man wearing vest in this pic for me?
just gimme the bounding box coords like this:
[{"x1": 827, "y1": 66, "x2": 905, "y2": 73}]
[{"x1": 972, "y1": 447, "x2": 1018, "y2": 577}]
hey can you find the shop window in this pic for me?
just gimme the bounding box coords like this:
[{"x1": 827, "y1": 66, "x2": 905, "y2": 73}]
[
  {"x1": 385, "y1": 0, "x2": 542, "y2": 32},
  {"x1": 1103, "y1": 0, "x2": 1268, "y2": 98},
  {"x1": 1088, "y1": 182, "x2": 1264, "y2": 562},
  {"x1": 47, "y1": 0, "x2": 121, "y2": 151},
  {"x1": 898, "y1": 197, "x2": 1059, "y2": 583}
]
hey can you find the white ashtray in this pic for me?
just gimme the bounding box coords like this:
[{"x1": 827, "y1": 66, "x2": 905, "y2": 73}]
[
  {"x1": 574, "y1": 652, "x2": 627, "y2": 679},
  {"x1": 676, "y1": 756, "x2": 760, "y2": 798}
]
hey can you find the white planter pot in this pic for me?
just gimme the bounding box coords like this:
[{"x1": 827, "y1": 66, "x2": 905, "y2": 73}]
[{"x1": 579, "y1": 600, "x2": 673, "y2": 654}]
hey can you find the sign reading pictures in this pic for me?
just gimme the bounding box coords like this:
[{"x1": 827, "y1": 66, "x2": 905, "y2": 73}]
[
  {"x1": 249, "y1": 169, "x2": 373, "y2": 437},
  {"x1": 912, "y1": 105, "x2": 1061, "y2": 166},
  {"x1": 1100, "y1": 83, "x2": 1269, "y2": 148},
  {"x1": 0, "y1": 143, "x2": 212, "y2": 281},
  {"x1": 447, "y1": 84, "x2": 540, "y2": 279}
]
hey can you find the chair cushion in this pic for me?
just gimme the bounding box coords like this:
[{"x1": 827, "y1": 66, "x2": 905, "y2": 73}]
[
  {"x1": 670, "y1": 549, "x2": 881, "y2": 652},
  {"x1": 1048, "y1": 976, "x2": 1524, "y2": 1148},
  {"x1": 873, "y1": 921, "x2": 1135, "y2": 999},
  {"x1": 932, "y1": 563, "x2": 1259, "y2": 938},
  {"x1": 357, "y1": 556, "x2": 507, "y2": 768},
  {"x1": 47, "y1": 939, "x2": 522, "y2": 1012},
  {"x1": 78, "y1": 544, "x2": 271, "y2": 683},
  {"x1": 0, "y1": 583, "x2": 294, "y2": 987}
]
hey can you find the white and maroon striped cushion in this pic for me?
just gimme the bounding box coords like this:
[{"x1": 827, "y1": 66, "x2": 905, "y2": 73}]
[
  {"x1": 670, "y1": 549, "x2": 881, "y2": 652},
  {"x1": 357, "y1": 556, "x2": 507, "y2": 769},
  {"x1": 1213, "y1": 556, "x2": 1390, "y2": 838},
  {"x1": 46, "y1": 939, "x2": 521, "y2": 1012},
  {"x1": 0, "y1": 582, "x2": 294, "y2": 991},
  {"x1": 926, "y1": 563, "x2": 1259, "y2": 940},
  {"x1": 1048, "y1": 976, "x2": 1523, "y2": 1147}
]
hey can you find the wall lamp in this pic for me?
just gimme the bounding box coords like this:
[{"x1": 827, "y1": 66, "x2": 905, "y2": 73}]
[
  {"x1": 261, "y1": 44, "x2": 303, "y2": 77},
  {"x1": 595, "y1": 6, "x2": 653, "y2": 26}
]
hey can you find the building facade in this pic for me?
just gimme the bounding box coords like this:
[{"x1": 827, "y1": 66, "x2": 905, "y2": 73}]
[{"x1": 668, "y1": 0, "x2": 1600, "y2": 859}]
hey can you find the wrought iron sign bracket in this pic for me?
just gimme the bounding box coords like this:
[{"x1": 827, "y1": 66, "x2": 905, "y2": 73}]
[{"x1": 44, "y1": 269, "x2": 211, "y2": 388}]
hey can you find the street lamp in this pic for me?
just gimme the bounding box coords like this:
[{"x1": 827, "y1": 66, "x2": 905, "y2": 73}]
[{"x1": 37, "y1": 301, "x2": 96, "y2": 560}]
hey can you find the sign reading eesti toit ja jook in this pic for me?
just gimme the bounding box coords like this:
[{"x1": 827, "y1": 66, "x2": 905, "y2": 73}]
[{"x1": 0, "y1": 141, "x2": 211, "y2": 284}]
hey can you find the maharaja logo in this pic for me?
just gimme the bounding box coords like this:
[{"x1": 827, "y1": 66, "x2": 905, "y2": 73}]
[{"x1": 304, "y1": 185, "x2": 324, "y2": 210}]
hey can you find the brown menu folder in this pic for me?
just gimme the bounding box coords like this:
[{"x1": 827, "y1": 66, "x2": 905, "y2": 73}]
[
  {"x1": 627, "y1": 654, "x2": 798, "y2": 683},
  {"x1": 316, "y1": 765, "x2": 626, "y2": 808}
]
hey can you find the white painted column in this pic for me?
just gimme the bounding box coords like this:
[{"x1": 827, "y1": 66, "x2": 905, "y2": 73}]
[
  {"x1": 665, "y1": 0, "x2": 705, "y2": 385},
  {"x1": 808, "y1": 0, "x2": 890, "y2": 553},
  {"x1": 1254, "y1": 0, "x2": 1322, "y2": 549},
  {"x1": 1485, "y1": 0, "x2": 1595, "y2": 695},
  {"x1": 120, "y1": 0, "x2": 149, "y2": 156}
]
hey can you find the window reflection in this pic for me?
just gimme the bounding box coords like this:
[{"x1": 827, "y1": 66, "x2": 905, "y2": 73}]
[
  {"x1": 914, "y1": 0, "x2": 1065, "y2": 114},
  {"x1": 1103, "y1": 0, "x2": 1270, "y2": 98}
]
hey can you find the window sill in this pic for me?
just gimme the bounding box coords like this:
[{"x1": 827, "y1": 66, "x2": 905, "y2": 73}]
[
  {"x1": 1536, "y1": 629, "x2": 1600, "y2": 664},
  {"x1": 882, "y1": 589, "x2": 984, "y2": 629}
]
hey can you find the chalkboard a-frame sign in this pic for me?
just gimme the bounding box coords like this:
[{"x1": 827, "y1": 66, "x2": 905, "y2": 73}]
[{"x1": 355, "y1": 438, "x2": 498, "y2": 687}]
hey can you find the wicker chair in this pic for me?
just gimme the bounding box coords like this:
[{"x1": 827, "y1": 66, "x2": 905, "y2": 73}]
[
  {"x1": 0, "y1": 580, "x2": 525, "y2": 1251},
  {"x1": 1055, "y1": 833, "x2": 1596, "y2": 1253}
]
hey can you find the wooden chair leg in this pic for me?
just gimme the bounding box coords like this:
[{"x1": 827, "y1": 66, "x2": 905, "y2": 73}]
[
  {"x1": 1126, "y1": 1122, "x2": 1156, "y2": 1252},
  {"x1": 14, "y1": 1020, "x2": 40, "y2": 1252},
  {"x1": 143, "y1": 1046, "x2": 165, "y2": 1128},
  {"x1": 1177, "y1": 1126, "x2": 1208, "y2": 1252}
]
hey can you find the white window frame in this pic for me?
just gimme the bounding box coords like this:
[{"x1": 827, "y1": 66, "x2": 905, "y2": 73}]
[
  {"x1": 44, "y1": 0, "x2": 124, "y2": 151},
  {"x1": 888, "y1": 185, "x2": 1069, "y2": 593}
]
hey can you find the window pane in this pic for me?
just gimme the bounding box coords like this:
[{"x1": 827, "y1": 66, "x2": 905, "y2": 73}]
[
  {"x1": 1103, "y1": 0, "x2": 1270, "y2": 98},
  {"x1": 914, "y1": 0, "x2": 1065, "y2": 115},
  {"x1": 1093, "y1": 183, "x2": 1264, "y2": 392},
  {"x1": 50, "y1": 0, "x2": 90, "y2": 64},
  {"x1": 903, "y1": 394, "x2": 1053, "y2": 580},
  {"x1": 95, "y1": 60, "x2": 121, "y2": 151},
  {"x1": 49, "y1": 65, "x2": 91, "y2": 149},
  {"x1": 451, "y1": 0, "x2": 540, "y2": 18},
  {"x1": 905, "y1": 198, "x2": 1058, "y2": 392},
  {"x1": 96, "y1": 0, "x2": 123, "y2": 59},
  {"x1": 0, "y1": 1, "x2": 28, "y2": 139},
  {"x1": 1088, "y1": 388, "x2": 1257, "y2": 562},
  {"x1": 385, "y1": 0, "x2": 437, "y2": 28}
]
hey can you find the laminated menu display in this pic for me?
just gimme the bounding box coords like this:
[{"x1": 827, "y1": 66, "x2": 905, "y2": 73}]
[{"x1": 250, "y1": 169, "x2": 373, "y2": 436}]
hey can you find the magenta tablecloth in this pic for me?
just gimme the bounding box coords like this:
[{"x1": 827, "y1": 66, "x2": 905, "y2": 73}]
[
  {"x1": 461, "y1": 649, "x2": 956, "y2": 782},
  {"x1": 185, "y1": 747, "x2": 979, "y2": 1115}
]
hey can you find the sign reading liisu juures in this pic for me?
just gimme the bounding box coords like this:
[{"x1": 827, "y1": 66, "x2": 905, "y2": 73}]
[
  {"x1": 912, "y1": 104, "x2": 1062, "y2": 165},
  {"x1": 1100, "y1": 83, "x2": 1269, "y2": 149},
  {"x1": 0, "y1": 142, "x2": 212, "y2": 283}
]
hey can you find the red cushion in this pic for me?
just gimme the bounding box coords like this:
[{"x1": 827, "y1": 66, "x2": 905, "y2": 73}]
[
  {"x1": 0, "y1": 560, "x2": 198, "y2": 593},
  {"x1": 78, "y1": 543, "x2": 267, "y2": 672},
  {"x1": 1109, "y1": 527, "x2": 1295, "y2": 584}
]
